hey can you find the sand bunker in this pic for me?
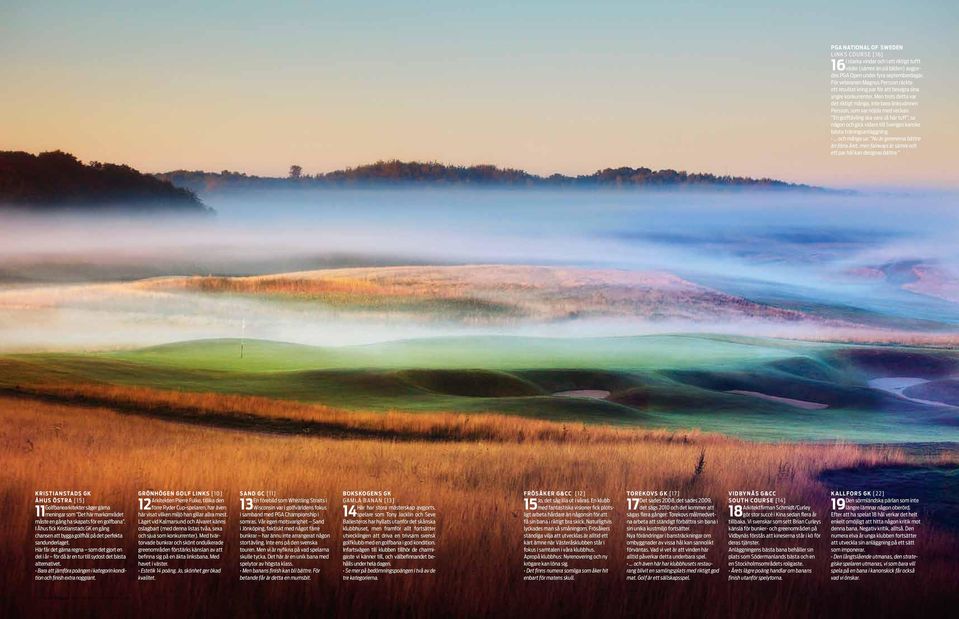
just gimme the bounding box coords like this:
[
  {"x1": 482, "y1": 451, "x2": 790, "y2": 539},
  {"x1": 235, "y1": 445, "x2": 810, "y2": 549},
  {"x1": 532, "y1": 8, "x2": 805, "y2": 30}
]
[
  {"x1": 727, "y1": 390, "x2": 828, "y2": 410},
  {"x1": 869, "y1": 377, "x2": 957, "y2": 408},
  {"x1": 552, "y1": 390, "x2": 611, "y2": 400}
]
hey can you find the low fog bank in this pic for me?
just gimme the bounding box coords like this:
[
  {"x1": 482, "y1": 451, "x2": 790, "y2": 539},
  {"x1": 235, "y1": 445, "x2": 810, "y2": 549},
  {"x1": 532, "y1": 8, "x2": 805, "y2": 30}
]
[
  {"x1": 2, "y1": 189, "x2": 956, "y2": 278},
  {"x1": 1, "y1": 188, "x2": 957, "y2": 350},
  {"x1": 2, "y1": 289, "x2": 950, "y2": 354}
]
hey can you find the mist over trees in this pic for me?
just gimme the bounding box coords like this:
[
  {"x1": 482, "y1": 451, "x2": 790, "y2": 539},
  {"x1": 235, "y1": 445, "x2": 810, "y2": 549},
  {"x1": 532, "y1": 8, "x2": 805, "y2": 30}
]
[
  {"x1": 0, "y1": 150, "x2": 209, "y2": 211},
  {"x1": 0, "y1": 149, "x2": 821, "y2": 211},
  {"x1": 158, "y1": 159, "x2": 821, "y2": 193}
]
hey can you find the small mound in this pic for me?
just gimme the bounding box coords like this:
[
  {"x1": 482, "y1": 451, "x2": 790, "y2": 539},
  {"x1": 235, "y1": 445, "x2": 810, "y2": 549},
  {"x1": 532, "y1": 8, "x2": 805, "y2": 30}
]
[
  {"x1": 768, "y1": 357, "x2": 840, "y2": 382},
  {"x1": 395, "y1": 369, "x2": 543, "y2": 398},
  {"x1": 609, "y1": 387, "x2": 652, "y2": 409},
  {"x1": 516, "y1": 369, "x2": 641, "y2": 393},
  {"x1": 609, "y1": 383, "x2": 747, "y2": 412},
  {"x1": 727, "y1": 390, "x2": 828, "y2": 410},
  {"x1": 834, "y1": 348, "x2": 959, "y2": 379},
  {"x1": 666, "y1": 368, "x2": 879, "y2": 409}
]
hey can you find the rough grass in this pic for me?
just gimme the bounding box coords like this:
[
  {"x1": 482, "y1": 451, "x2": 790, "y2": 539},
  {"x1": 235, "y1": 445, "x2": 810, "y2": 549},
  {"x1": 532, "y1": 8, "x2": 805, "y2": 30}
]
[
  {"x1": 0, "y1": 383, "x2": 701, "y2": 444},
  {"x1": 128, "y1": 266, "x2": 959, "y2": 345},
  {"x1": 138, "y1": 265, "x2": 813, "y2": 324},
  {"x1": 149, "y1": 273, "x2": 524, "y2": 319},
  {"x1": 1, "y1": 393, "x2": 956, "y2": 618}
]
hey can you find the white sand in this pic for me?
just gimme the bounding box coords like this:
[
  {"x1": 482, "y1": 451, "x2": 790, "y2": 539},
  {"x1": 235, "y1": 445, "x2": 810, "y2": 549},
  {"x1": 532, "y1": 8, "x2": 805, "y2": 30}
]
[
  {"x1": 868, "y1": 377, "x2": 956, "y2": 408},
  {"x1": 727, "y1": 390, "x2": 828, "y2": 410},
  {"x1": 552, "y1": 390, "x2": 611, "y2": 400},
  {"x1": 868, "y1": 377, "x2": 930, "y2": 392}
]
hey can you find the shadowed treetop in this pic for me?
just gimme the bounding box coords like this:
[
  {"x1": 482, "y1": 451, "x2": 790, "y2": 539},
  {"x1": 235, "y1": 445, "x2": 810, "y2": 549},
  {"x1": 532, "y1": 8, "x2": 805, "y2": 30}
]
[{"x1": 0, "y1": 150, "x2": 209, "y2": 211}]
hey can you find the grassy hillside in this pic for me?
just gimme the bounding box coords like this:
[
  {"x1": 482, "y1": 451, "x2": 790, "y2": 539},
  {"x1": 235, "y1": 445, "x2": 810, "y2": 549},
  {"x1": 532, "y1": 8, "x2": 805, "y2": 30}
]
[
  {"x1": 106, "y1": 334, "x2": 810, "y2": 372},
  {"x1": 2, "y1": 335, "x2": 957, "y2": 442}
]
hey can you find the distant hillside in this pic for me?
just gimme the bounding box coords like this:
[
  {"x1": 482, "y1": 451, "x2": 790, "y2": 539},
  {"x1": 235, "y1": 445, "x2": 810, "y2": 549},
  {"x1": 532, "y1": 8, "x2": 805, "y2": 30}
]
[
  {"x1": 158, "y1": 160, "x2": 824, "y2": 194},
  {"x1": 0, "y1": 150, "x2": 209, "y2": 211}
]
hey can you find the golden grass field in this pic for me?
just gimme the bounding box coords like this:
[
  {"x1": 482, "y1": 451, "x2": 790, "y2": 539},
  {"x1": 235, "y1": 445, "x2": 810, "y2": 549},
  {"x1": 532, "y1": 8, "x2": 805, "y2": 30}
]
[
  {"x1": 137, "y1": 265, "x2": 821, "y2": 324},
  {"x1": 2, "y1": 386, "x2": 957, "y2": 618},
  {"x1": 136, "y1": 265, "x2": 959, "y2": 345}
]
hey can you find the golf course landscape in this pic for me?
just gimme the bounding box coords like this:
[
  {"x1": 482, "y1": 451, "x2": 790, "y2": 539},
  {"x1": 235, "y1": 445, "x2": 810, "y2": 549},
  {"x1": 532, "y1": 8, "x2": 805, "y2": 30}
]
[
  {"x1": 4, "y1": 2, "x2": 959, "y2": 615},
  {"x1": 2, "y1": 189, "x2": 958, "y2": 617},
  {"x1": 2, "y1": 332, "x2": 958, "y2": 442}
]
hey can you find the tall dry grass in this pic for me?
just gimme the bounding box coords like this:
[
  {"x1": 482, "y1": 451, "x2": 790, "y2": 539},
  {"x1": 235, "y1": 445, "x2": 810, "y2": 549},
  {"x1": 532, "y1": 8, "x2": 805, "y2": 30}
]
[
  {"x1": 140, "y1": 265, "x2": 808, "y2": 325},
  {"x1": 3, "y1": 382, "x2": 713, "y2": 444},
  {"x1": 148, "y1": 273, "x2": 520, "y2": 319},
  {"x1": 136, "y1": 267, "x2": 959, "y2": 345},
  {"x1": 0, "y1": 393, "x2": 956, "y2": 618}
]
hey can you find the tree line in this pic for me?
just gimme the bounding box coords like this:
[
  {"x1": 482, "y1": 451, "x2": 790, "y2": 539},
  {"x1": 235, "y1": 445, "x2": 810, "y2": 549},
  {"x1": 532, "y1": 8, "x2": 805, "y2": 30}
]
[
  {"x1": 0, "y1": 150, "x2": 208, "y2": 210},
  {"x1": 158, "y1": 159, "x2": 822, "y2": 193}
]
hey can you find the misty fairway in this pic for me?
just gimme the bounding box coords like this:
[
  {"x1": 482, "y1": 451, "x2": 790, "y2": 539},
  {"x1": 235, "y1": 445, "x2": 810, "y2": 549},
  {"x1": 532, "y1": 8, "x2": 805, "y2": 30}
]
[{"x1": 1, "y1": 188, "x2": 957, "y2": 444}]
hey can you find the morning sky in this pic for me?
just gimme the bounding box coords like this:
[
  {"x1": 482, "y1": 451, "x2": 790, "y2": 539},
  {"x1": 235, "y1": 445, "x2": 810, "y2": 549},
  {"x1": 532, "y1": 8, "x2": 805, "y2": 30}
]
[{"x1": 1, "y1": 0, "x2": 956, "y2": 188}]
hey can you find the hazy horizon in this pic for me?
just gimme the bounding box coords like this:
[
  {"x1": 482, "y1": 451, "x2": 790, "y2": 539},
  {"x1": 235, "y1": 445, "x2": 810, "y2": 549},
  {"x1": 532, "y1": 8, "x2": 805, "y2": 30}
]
[
  {"x1": 1, "y1": 187, "x2": 956, "y2": 351},
  {"x1": 2, "y1": 1, "x2": 957, "y2": 189}
]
